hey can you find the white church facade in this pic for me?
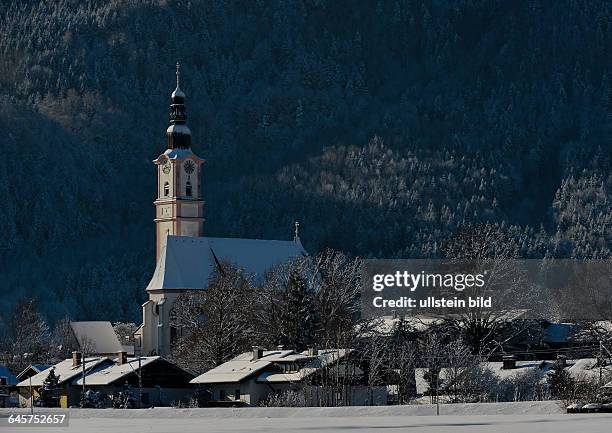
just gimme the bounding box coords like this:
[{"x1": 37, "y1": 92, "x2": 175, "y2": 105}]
[{"x1": 135, "y1": 64, "x2": 306, "y2": 356}]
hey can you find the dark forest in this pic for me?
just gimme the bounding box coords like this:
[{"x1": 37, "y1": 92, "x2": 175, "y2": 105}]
[{"x1": 0, "y1": 0, "x2": 609, "y2": 323}]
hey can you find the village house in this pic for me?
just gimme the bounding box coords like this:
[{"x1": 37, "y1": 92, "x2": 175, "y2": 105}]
[
  {"x1": 17, "y1": 353, "x2": 111, "y2": 408},
  {"x1": 190, "y1": 347, "x2": 388, "y2": 407},
  {"x1": 17, "y1": 351, "x2": 193, "y2": 408},
  {"x1": 71, "y1": 351, "x2": 193, "y2": 407}
]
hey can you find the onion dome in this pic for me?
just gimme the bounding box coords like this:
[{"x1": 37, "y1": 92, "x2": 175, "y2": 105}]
[{"x1": 167, "y1": 62, "x2": 191, "y2": 149}]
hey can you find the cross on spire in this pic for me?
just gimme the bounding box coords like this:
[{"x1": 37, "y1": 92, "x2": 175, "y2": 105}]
[
  {"x1": 294, "y1": 221, "x2": 300, "y2": 242},
  {"x1": 176, "y1": 61, "x2": 181, "y2": 88}
]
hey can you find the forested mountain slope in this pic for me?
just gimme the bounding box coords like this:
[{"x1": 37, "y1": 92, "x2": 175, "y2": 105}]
[{"x1": 0, "y1": 0, "x2": 609, "y2": 322}]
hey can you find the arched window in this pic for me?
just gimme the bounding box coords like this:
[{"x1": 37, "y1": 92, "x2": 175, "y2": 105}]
[
  {"x1": 164, "y1": 182, "x2": 170, "y2": 197},
  {"x1": 186, "y1": 180, "x2": 192, "y2": 197}
]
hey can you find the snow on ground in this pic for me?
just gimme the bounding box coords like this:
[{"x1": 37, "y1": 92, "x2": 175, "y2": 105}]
[{"x1": 2, "y1": 402, "x2": 612, "y2": 433}]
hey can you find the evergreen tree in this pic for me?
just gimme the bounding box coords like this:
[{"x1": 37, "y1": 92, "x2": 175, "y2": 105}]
[
  {"x1": 34, "y1": 368, "x2": 60, "y2": 407},
  {"x1": 548, "y1": 359, "x2": 573, "y2": 400},
  {"x1": 277, "y1": 268, "x2": 318, "y2": 351}
]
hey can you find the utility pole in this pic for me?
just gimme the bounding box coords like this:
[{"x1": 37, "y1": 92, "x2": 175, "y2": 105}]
[
  {"x1": 29, "y1": 375, "x2": 33, "y2": 415},
  {"x1": 600, "y1": 340, "x2": 603, "y2": 387},
  {"x1": 25, "y1": 352, "x2": 33, "y2": 414},
  {"x1": 82, "y1": 351, "x2": 86, "y2": 407},
  {"x1": 137, "y1": 336, "x2": 143, "y2": 408},
  {"x1": 436, "y1": 371, "x2": 440, "y2": 416}
]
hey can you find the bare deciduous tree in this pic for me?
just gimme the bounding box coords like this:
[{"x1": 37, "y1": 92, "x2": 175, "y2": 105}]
[
  {"x1": 169, "y1": 263, "x2": 255, "y2": 373},
  {"x1": 310, "y1": 249, "x2": 361, "y2": 348},
  {"x1": 8, "y1": 297, "x2": 50, "y2": 371},
  {"x1": 441, "y1": 224, "x2": 540, "y2": 356}
]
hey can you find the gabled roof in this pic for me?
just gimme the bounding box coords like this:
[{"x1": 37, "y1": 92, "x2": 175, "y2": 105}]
[
  {"x1": 256, "y1": 350, "x2": 352, "y2": 383},
  {"x1": 16, "y1": 364, "x2": 51, "y2": 381},
  {"x1": 16, "y1": 357, "x2": 112, "y2": 387},
  {"x1": 190, "y1": 350, "x2": 295, "y2": 384},
  {"x1": 147, "y1": 235, "x2": 307, "y2": 291},
  {"x1": 72, "y1": 356, "x2": 160, "y2": 386},
  {"x1": 70, "y1": 321, "x2": 123, "y2": 355},
  {"x1": 190, "y1": 349, "x2": 351, "y2": 385}
]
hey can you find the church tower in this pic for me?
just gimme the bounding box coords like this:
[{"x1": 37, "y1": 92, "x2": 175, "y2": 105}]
[
  {"x1": 137, "y1": 63, "x2": 306, "y2": 357},
  {"x1": 153, "y1": 63, "x2": 205, "y2": 263}
]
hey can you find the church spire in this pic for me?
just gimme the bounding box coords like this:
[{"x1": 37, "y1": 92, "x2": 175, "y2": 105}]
[{"x1": 167, "y1": 62, "x2": 191, "y2": 149}]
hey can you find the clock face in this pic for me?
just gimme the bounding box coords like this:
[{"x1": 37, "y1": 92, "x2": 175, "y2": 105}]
[
  {"x1": 184, "y1": 160, "x2": 195, "y2": 174},
  {"x1": 162, "y1": 160, "x2": 171, "y2": 174}
]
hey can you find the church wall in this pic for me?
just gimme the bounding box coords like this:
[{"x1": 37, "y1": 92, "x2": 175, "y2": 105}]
[
  {"x1": 139, "y1": 300, "x2": 157, "y2": 356},
  {"x1": 142, "y1": 292, "x2": 181, "y2": 356},
  {"x1": 156, "y1": 221, "x2": 173, "y2": 260},
  {"x1": 179, "y1": 160, "x2": 200, "y2": 198},
  {"x1": 180, "y1": 202, "x2": 199, "y2": 217},
  {"x1": 180, "y1": 221, "x2": 200, "y2": 237},
  {"x1": 158, "y1": 168, "x2": 174, "y2": 198}
]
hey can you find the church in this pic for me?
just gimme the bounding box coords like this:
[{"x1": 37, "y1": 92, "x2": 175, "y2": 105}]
[{"x1": 135, "y1": 65, "x2": 307, "y2": 356}]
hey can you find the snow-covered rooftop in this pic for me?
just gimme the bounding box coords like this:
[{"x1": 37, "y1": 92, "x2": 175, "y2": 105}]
[
  {"x1": 190, "y1": 350, "x2": 295, "y2": 384},
  {"x1": 256, "y1": 349, "x2": 352, "y2": 383},
  {"x1": 154, "y1": 148, "x2": 204, "y2": 163},
  {"x1": 146, "y1": 235, "x2": 307, "y2": 291},
  {"x1": 191, "y1": 349, "x2": 350, "y2": 385},
  {"x1": 70, "y1": 321, "x2": 123, "y2": 355},
  {"x1": 16, "y1": 357, "x2": 111, "y2": 387},
  {"x1": 413, "y1": 358, "x2": 612, "y2": 395},
  {"x1": 72, "y1": 356, "x2": 160, "y2": 386},
  {"x1": 16, "y1": 364, "x2": 51, "y2": 381}
]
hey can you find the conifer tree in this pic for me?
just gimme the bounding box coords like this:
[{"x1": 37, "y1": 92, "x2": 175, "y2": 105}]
[
  {"x1": 34, "y1": 368, "x2": 60, "y2": 407},
  {"x1": 278, "y1": 269, "x2": 318, "y2": 351}
]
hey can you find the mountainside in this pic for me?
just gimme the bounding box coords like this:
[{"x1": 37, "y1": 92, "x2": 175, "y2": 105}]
[{"x1": 0, "y1": 0, "x2": 610, "y2": 323}]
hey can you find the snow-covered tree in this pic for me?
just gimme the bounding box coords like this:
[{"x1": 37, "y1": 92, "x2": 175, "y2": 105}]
[
  {"x1": 34, "y1": 368, "x2": 60, "y2": 407},
  {"x1": 112, "y1": 382, "x2": 136, "y2": 409}
]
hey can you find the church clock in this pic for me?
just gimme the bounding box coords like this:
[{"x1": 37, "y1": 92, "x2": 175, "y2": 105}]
[
  {"x1": 184, "y1": 160, "x2": 195, "y2": 174},
  {"x1": 162, "y1": 160, "x2": 171, "y2": 174}
]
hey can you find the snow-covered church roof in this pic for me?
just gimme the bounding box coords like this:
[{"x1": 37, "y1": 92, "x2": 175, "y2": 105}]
[{"x1": 146, "y1": 235, "x2": 307, "y2": 292}]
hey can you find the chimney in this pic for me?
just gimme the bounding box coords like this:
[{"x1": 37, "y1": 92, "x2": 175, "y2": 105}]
[
  {"x1": 117, "y1": 351, "x2": 128, "y2": 365},
  {"x1": 307, "y1": 347, "x2": 317, "y2": 357},
  {"x1": 502, "y1": 355, "x2": 516, "y2": 370},
  {"x1": 72, "y1": 351, "x2": 82, "y2": 367},
  {"x1": 252, "y1": 346, "x2": 263, "y2": 361}
]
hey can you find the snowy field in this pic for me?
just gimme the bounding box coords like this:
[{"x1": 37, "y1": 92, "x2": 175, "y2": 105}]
[{"x1": 2, "y1": 402, "x2": 612, "y2": 433}]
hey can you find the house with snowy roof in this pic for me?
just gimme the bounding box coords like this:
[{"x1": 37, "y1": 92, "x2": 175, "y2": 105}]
[
  {"x1": 17, "y1": 350, "x2": 193, "y2": 408},
  {"x1": 71, "y1": 351, "x2": 193, "y2": 407},
  {"x1": 16, "y1": 353, "x2": 111, "y2": 408},
  {"x1": 134, "y1": 64, "x2": 307, "y2": 357},
  {"x1": 190, "y1": 347, "x2": 387, "y2": 407}
]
